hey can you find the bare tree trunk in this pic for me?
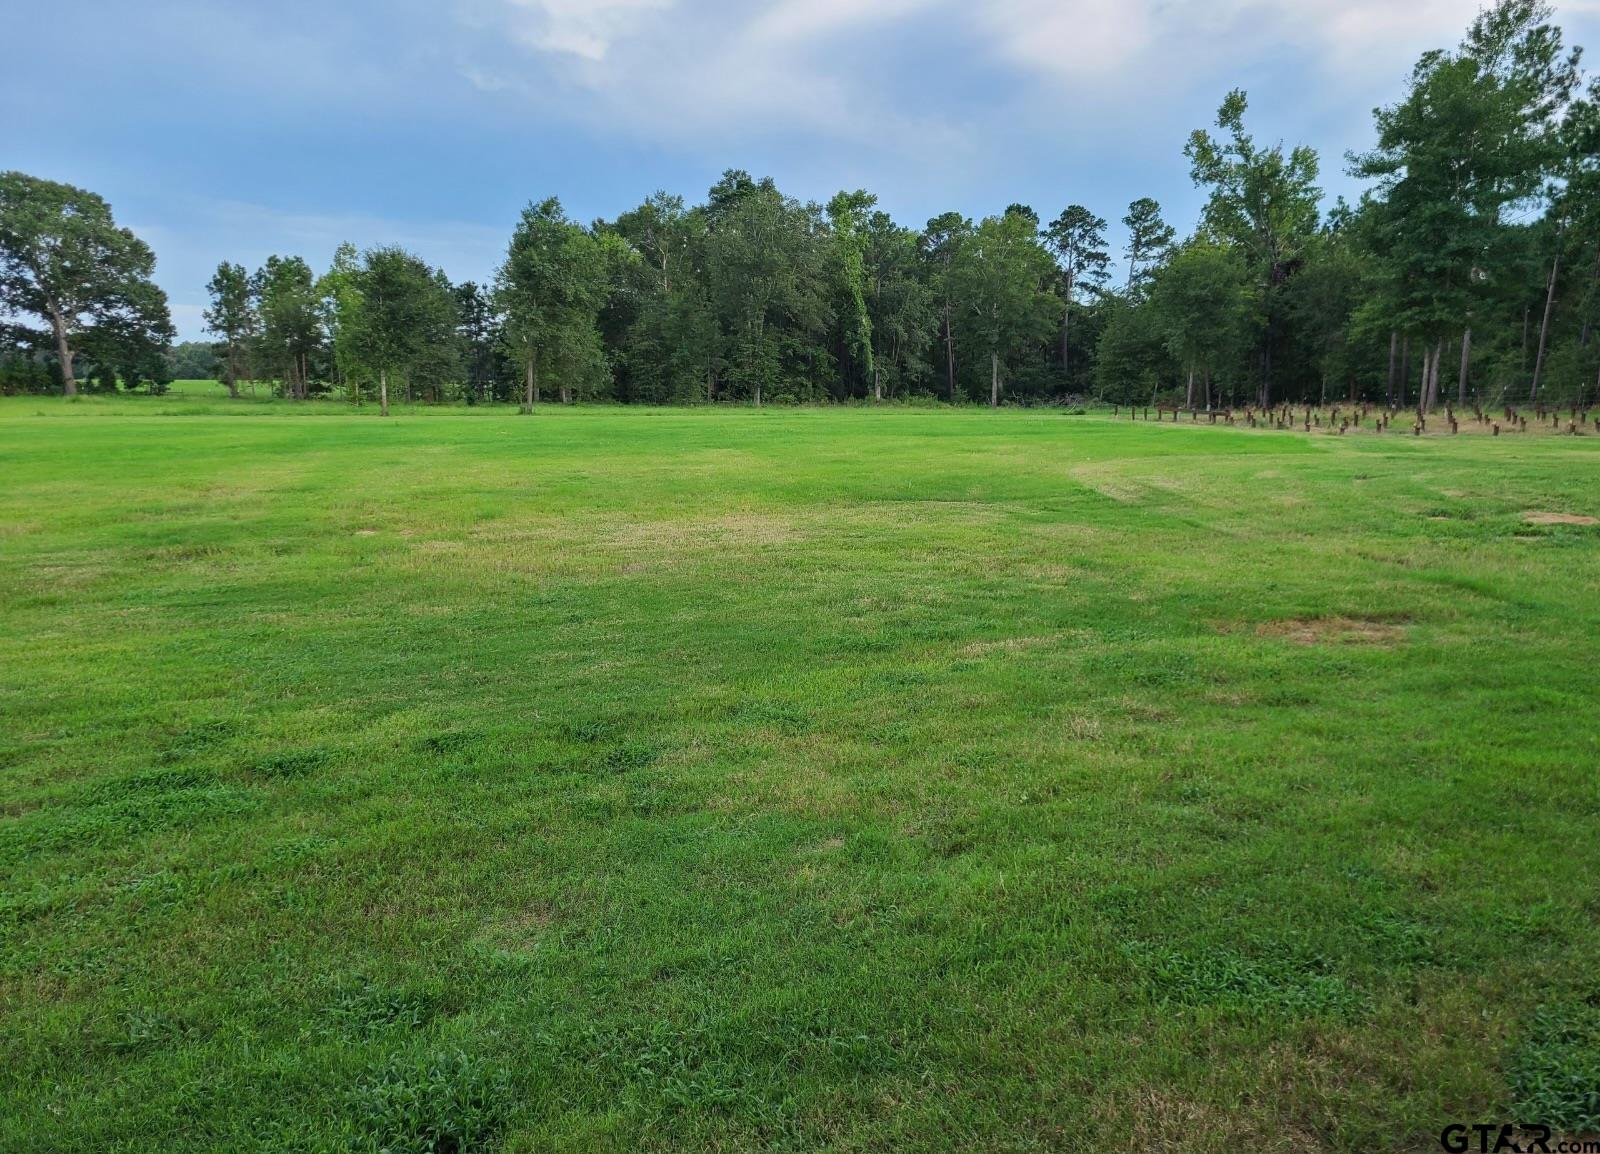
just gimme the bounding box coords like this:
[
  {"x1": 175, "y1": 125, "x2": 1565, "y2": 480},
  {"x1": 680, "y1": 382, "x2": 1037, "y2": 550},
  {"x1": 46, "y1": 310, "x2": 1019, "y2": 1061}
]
[
  {"x1": 1060, "y1": 268, "x2": 1073, "y2": 382},
  {"x1": 1386, "y1": 330, "x2": 1398, "y2": 407},
  {"x1": 990, "y1": 352, "x2": 999, "y2": 408},
  {"x1": 1432, "y1": 340, "x2": 1443, "y2": 411},
  {"x1": 51, "y1": 311, "x2": 77, "y2": 396},
  {"x1": 1581, "y1": 244, "x2": 1599, "y2": 352},
  {"x1": 522, "y1": 358, "x2": 534, "y2": 413},
  {"x1": 1531, "y1": 236, "x2": 1563, "y2": 404},
  {"x1": 754, "y1": 382, "x2": 762, "y2": 408},
  {"x1": 1260, "y1": 315, "x2": 1273, "y2": 409},
  {"x1": 944, "y1": 303, "x2": 956, "y2": 403},
  {"x1": 1185, "y1": 364, "x2": 1195, "y2": 409},
  {"x1": 1457, "y1": 328, "x2": 1471, "y2": 406},
  {"x1": 872, "y1": 365, "x2": 881, "y2": 403},
  {"x1": 379, "y1": 368, "x2": 389, "y2": 417}
]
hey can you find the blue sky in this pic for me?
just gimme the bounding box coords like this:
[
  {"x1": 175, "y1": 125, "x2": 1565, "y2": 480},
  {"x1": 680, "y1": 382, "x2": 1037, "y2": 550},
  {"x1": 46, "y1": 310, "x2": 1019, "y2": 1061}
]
[{"x1": 5, "y1": 0, "x2": 1596, "y2": 340}]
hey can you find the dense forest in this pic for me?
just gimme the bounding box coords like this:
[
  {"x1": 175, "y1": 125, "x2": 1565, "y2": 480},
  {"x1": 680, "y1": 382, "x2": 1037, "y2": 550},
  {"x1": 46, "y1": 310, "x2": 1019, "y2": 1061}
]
[{"x1": 3, "y1": 0, "x2": 1598, "y2": 411}]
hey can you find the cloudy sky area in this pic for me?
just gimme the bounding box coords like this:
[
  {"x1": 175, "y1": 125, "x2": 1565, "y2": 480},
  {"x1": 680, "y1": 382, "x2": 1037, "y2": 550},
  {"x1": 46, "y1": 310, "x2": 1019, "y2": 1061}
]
[{"x1": 5, "y1": 0, "x2": 1597, "y2": 339}]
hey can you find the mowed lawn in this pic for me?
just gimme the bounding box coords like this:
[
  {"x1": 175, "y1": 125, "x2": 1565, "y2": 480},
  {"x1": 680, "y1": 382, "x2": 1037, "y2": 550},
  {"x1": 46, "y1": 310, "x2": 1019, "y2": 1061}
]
[{"x1": 4, "y1": 395, "x2": 1600, "y2": 1153}]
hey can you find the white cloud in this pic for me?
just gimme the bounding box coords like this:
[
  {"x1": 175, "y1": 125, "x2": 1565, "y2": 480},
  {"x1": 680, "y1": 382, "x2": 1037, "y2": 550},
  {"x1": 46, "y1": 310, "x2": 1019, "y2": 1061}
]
[
  {"x1": 453, "y1": 0, "x2": 1543, "y2": 158},
  {"x1": 457, "y1": 0, "x2": 969, "y2": 156},
  {"x1": 971, "y1": 0, "x2": 1488, "y2": 90},
  {"x1": 973, "y1": 0, "x2": 1153, "y2": 84},
  {"x1": 497, "y1": 0, "x2": 674, "y2": 61},
  {"x1": 744, "y1": 0, "x2": 936, "y2": 45}
]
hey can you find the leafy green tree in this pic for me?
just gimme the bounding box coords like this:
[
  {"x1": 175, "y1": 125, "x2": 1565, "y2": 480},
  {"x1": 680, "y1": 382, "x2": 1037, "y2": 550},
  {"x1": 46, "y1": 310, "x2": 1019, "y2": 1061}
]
[
  {"x1": 252, "y1": 255, "x2": 323, "y2": 399},
  {"x1": 1352, "y1": 0, "x2": 1578, "y2": 408},
  {"x1": 828, "y1": 190, "x2": 876, "y2": 397},
  {"x1": 950, "y1": 212, "x2": 1058, "y2": 406},
  {"x1": 1095, "y1": 295, "x2": 1170, "y2": 404},
  {"x1": 0, "y1": 171, "x2": 174, "y2": 396},
  {"x1": 453, "y1": 281, "x2": 503, "y2": 404},
  {"x1": 1149, "y1": 240, "x2": 1255, "y2": 408},
  {"x1": 495, "y1": 197, "x2": 612, "y2": 412},
  {"x1": 205, "y1": 261, "x2": 255, "y2": 398},
  {"x1": 610, "y1": 193, "x2": 720, "y2": 403},
  {"x1": 1558, "y1": 76, "x2": 1600, "y2": 403},
  {"x1": 1186, "y1": 91, "x2": 1322, "y2": 406},
  {"x1": 1122, "y1": 198, "x2": 1176, "y2": 295},
  {"x1": 1284, "y1": 226, "x2": 1367, "y2": 404},
  {"x1": 410, "y1": 268, "x2": 466, "y2": 403},
  {"x1": 919, "y1": 212, "x2": 971, "y2": 401},
  {"x1": 1045, "y1": 206, "x2": 1110, "y2": 384},
  {"x1": 169, "y1": 340, "x2": 218, "y2": 380},
  {"x1": 318, "y1": 243, "x2": 364, "y2": 403},
  {"x1": 864, "y1": 211, "x2": 935, "y2": 400},
  {"x1": 704, "y1": 173, "x2": 826, "y2": 406},
  {"x1": 345, "y1": 247, "x2": 457, "y2": 416}
]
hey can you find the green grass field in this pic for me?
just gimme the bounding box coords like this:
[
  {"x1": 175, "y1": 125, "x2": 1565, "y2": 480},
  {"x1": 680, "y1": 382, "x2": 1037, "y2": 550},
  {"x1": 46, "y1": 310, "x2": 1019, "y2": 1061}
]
[{"x1": 4, "y1": 389, "x2": 1600, "y2": 1152}]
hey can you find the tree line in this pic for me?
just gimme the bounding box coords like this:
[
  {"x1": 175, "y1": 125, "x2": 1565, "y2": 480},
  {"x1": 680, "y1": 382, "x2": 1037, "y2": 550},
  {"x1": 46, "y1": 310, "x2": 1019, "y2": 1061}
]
[{"x1": 3, "y1": 0, "x2": 1597, "y2": 411}]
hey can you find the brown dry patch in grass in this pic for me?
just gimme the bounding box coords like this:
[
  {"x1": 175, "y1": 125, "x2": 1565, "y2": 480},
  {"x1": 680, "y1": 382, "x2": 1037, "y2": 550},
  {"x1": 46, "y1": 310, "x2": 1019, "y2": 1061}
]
[
  {"x1": 1107, "y1": 1086, "x2": 1299, "y2": 1154},
  {"x1": 1523, "y1": 511, "x2": 1598, "y2": 525},
  {"x1": 603, "y1": 511, "x2": 798, "y2": 551},
  {"x1": 1072, "y1": 465, "x2": 1144, "y2": 504},
  {"x1": 1117, "y1": 696, "x2": 1176, "y2": 723},
  {"x1": 1254, "y1": 617, "x2": 1407, "y2": 646},
  {"x1": 1015, "y1": 561, "x2": 1089, "y2": 584},
  {"x1": 715, "y1": 742, "x2": 863, "y2": 820},
  {"x1": 24, "y1": 559, "x2": 108, "y2": 590},
  {"x1": 796, "y1": 836, "x2": 846, "y2": 859},
  {"x1": 1063, "y1": 715, "x2": 1103, "y2": 741},
  {"x1": 958, "y1": 632, "x2": 1069, "y2": 658},
  {"x1": 469, "y1": 904, "x2": 554, "y2": 954}
]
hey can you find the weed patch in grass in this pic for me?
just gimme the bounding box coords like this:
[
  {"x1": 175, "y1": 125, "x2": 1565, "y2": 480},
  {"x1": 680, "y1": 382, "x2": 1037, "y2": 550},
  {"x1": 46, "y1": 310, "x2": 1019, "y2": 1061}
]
[
  {"x1": 1510, "y1": 998, "x2": 1600, "y2": 1134},
  {"x1": 1125, "y1": 940, "x2": 1369, "y2": 1019},
  {"x1": 246, "y1": 747, "x2": 335, "y2": 779},
  {"x1": 348, "y1": 1049, "x2": 510, "y2": 1154}
]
